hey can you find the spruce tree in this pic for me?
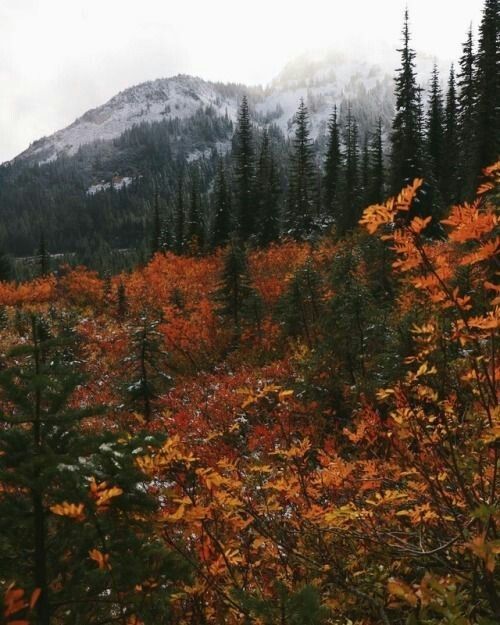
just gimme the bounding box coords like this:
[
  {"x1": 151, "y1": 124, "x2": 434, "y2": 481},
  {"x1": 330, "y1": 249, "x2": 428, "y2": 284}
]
[
  {"x1": 150, "y1": 185, "x2": 162, "y2": 258},
  {"x1": 124, "y1": 314, "x2": 171, "y2": 421},
  {"x1": 475, "y1": 0, "x2": 499, "y2": 172},
  {"x1": 174, "y1": 168, "x2": 186, "y2": 255},
  {"x1": 361, "y1": 134, "x2": 370, "y2": 206},
  {"x1": 457, "y1": 26, "x2": 478, "y2": 199},
  {"x1": 426, "y1": 65, "x2": 445, "y2": 191},
  {"x1": 287, "y1": 99, "x2": 318, "y2": 237},
  {"x1": 255, "y1": 130, "x2": 281, "y2": 246},
  {"x1": 38, "y1": 232, "x2": 50, "y2": 277},
  {"x1": 391, "y1": 9, "x2": 423, "y2": 193},
  {"x1": 442, "y1": 65, "x2": 460, "y2": 206},
  {"x1": 215, "y1": 237, "x2": 253, "y2": 332},
  {"x1": 0, "y1": 248, "x2": 13, "y2": 282},
  {"x1": 340, "y1": 108, "x2": 360, "y2": 234},
  {"x1": 159, "y1": 219, "x2": 170, "y2": 253},
  {"x1": 212, "y1": 158, "x2": 233, "y2": 248},
  {"x1": 323, "y1": 105, "x2": 343, "y2": 221},
  {"x1": 367, "y1": 118, "x2": 385, "y2": 205},
  {"x1": 186, "y1": 168, "x2": 203, "y2": 250},
  {"x1": 234, "y1": 96, "x2": 256, "y2": 239},
  {"x1": 279, "y1": 260, "x2": 322, "y2": 348},
  {"x1": 117, "y1": 280, "x2": 128, "y2": 319}
]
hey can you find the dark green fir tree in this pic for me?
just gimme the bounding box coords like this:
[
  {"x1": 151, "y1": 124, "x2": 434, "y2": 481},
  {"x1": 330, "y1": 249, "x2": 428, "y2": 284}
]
[
  {"x1": 442, "y1": 65, "x2": 460, "y2": 206},
  {"x1": 215, "y1": 237, "x2": 253, "y2": 333},
  {"x1": 212, "y1": 157, "x2": 233, "y2": 248},
  {"x1": 426, "y1": 64, "x2": 445, "y2": 191},
  {"x1": 255, "y1": 130, "x2": 281, "y2": 246},
  {"x1": 391, "y1": 9, "x2": 423, "y2": 193},
  {"x1": 287, "y1": 99, "x2": 318, "y2": 237},
  {"x1": 174, "y1": 167, "x2": 186, "y2": 255},
  {"x1": 457, "y1": 25, "x2": 478, "y2": 200},
  {"x1": 323, "y1": 105, "x2": 343, "y2": 222},
  {"x1": 367, "y1": 118, "x2": 385, "y2": 205},
  {"x1": 234, "y1": 96, "x2": 256, "y2": 239},
  {"x1": 475, "y1": 0, "x2": 499, "y2": 173},
  {"x1": 38, "y1": 232, "x2": 50, "y2": 277},
  {"x1": 340, "y1": 107, "x2": 360, "y2": 234}
]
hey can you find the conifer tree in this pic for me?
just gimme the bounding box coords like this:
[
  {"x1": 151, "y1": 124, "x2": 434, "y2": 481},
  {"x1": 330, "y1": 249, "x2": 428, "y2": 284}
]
[
  {"x1": 340, "y1": 108, "x2": 360, "y2": 234},
  {"x1": 234, "y1": 96, "x2": 256, "y2": 239},
  {"x1": 426, "y1": 65, "x2": 445, "y2": 190},
  {"x1": 361, "y1": 135, "x2": 370, "y2": 205},
  {"x1": 457, "y1": 26, "x2": 478, "y2": 199},
  {"x1": 442, "y1": 65, "x2": 460, "y2": 206},
  {"x1": 212, "y1": 158, "x2": 233, "y2": 248},
  {"x1": 150, "y1": 185, "x2": 162, "y2": 257},
  {"x1": 117, "y1": 280, "x2": 128, "y2": 319},
  {"x1": 186, "y1": 168, "x2": 203, "y2": 249},
  {"x1": 174, "y1": 168, "x2": 186, "y2": 254},
  {"x1": 323, "y1": 105, "x2": 343, "y2": 221},
  {"x1": 391, "y1": 9, "x2": 423, "y2": 193},
  {"x1": 159, "y1": 219, "x2": 170, "y2": 253},
  {"x1": 255, "y1": 130, "x2": 281, "y2": 246},
  {"x1": 215, "y1": 237, "x2": 253, "y2": 332},
  {"x1": 287, "y1": 99, "x2": 318, "y2": 237},
  {"x1": 475, "y1": 0, "x2": 499, "y2": 172},
  {"x1": 38, "y1": 232, "x2": 50, "y2": 277},
  {"x1": 124, "y1": 314, "x2": 171, "y2": 421},
  {"x1": 367, "y1": 118, "x2": 385, "y2": 205},
  {"x1": 0, "y1": 248, "x2": 13, "y2": 282},
  {"x1": 279, "y1": 260, "x2": 322, "y2": 348}
]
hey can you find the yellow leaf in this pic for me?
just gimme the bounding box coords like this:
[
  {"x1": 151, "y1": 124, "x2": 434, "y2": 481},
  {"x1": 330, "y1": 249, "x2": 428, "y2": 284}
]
[{"x1": 50, "y1": 502, "x2": 85, "y2": 521}]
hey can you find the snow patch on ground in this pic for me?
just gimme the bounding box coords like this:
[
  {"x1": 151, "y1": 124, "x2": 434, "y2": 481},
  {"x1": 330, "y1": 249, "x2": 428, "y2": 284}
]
[{"x1": 87, "y1": 175, "x2": 134, "y2": 196}]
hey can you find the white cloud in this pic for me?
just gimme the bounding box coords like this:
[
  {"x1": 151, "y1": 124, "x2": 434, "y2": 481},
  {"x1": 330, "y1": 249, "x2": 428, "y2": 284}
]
[{"x1": 0, "y1": 0, "x2": 484, "y2": 162}]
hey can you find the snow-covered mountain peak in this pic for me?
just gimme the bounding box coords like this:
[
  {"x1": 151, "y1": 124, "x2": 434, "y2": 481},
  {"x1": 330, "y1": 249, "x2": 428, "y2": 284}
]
[{"x1": 13, "y1": 47, "x2": 445, "y2": 166}]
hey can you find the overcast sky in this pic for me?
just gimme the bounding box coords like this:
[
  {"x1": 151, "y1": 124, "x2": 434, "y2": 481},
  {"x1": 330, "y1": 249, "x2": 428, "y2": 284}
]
[{"x1": 0, "y1": 0, "x2": 485, "y2": 163}]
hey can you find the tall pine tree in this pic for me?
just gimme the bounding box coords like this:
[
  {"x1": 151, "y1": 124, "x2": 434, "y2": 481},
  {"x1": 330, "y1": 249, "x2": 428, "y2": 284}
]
[
  {"x1": 457, "y1": 26, "x2": 478, "y2": 200},
  {"x1": 174, "y1": 167, "x2": 186, "y2": 254},
  {"x1": 475, "y1": 0, "x2": 499, "y2": 173},
  {"x1": 323, "y1": 105, "x2": 343, "y2": 222},
  {"x1": 255, "y1": 130, "x2": 281, "y2": 246},
  {"x1": 442, "y1": 65, "x2": 460, "y2": 206},
  {"x1": 186, "y1": 167, "x2": 203, "y2": 250},
  {"x1": 287, "y1": 99, "x2": 318, "y2": 237},
  {"x1": 367, "y1": 118, "x2": 385, "y2": 205},
  {"x1": 391, "y1": 9, "x2": 423, "y2": 193},
  {"x1": 340, "y1": 107, "x2": 360, "y2": 234},
  {"x1": 234, "y1": 96, "x2": 256, "y2": 240},
  {"x1": 212, "y1": 157, "x2": 233, "y2": 248},
  {"x1": 426, "y1": 64, "x2": 445, "y2": 193}
]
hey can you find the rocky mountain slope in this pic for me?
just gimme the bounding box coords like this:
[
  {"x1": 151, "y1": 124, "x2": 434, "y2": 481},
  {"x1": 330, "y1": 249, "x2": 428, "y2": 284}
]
[{"x1": 12, "y1": 46, "x2": 442, "y2": 168}]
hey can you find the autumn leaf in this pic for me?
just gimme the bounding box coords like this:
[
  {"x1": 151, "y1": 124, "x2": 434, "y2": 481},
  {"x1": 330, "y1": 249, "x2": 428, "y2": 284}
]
[
  {"x1": 387, "y1": 578, "x2": 418, "y2": 607},
  {"x1": 89, "y1": 548, "x2": 111, "y2": 571},
  {"x1": 50, "y1": 502, "x2": 85, "y2": 521}
]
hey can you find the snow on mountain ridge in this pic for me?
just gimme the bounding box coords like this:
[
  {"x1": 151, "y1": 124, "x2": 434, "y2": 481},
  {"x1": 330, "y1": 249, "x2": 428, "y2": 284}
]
[
  {"x1": 14, "y1": 50, "x2": 445, "y2": 166},
  {"x1": 17, "y1": 74, "x2": 245, "y2": 164}
]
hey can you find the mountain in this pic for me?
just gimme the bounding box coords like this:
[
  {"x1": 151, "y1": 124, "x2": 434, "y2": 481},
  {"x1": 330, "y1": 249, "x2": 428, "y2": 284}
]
[
  {"x1": 0, "y1": 48, "x2": 442, "y2": 262},
  {"x1": 15, "y1": 75, "x2": 248, "y2": 166},
  {"x1": 13, "y1": 46, "x2": 443, "y2": 168}
]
